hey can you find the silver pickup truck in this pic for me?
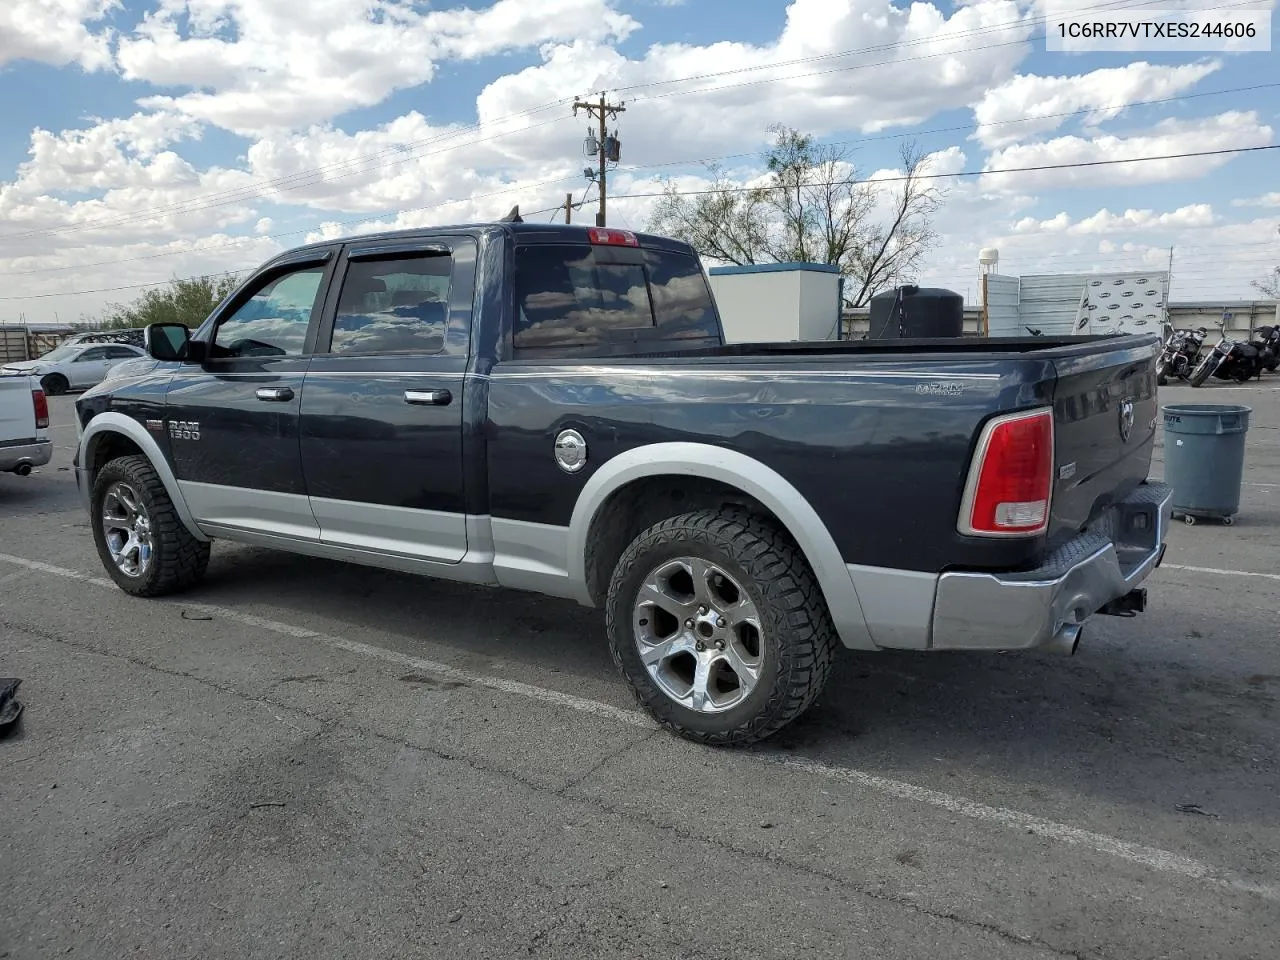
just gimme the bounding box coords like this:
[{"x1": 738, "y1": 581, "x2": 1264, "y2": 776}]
[{"x1": 0, "y1": 375, "x2": 52, "y2": 477}]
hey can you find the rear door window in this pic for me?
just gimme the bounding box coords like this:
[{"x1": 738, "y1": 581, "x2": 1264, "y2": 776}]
[
  {"x1": 513, "y1": 244, "x2": 718, "y2": 354},
  {"x1": 327, "y1": 253, "x2": 452, "y2": 356}
]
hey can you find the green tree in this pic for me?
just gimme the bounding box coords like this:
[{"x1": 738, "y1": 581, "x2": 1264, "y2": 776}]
[
  {"x1": 646, "y1": 125, "x2": 945, "y2": 307},
  {"x1": 95, "y1": 273, "x2": 244, "y2": 330}
]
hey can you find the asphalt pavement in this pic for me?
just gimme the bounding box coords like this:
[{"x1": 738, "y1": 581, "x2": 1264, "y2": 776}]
[{"x1": 1, "y1": 383, "x2": 1278, "y2": 960}]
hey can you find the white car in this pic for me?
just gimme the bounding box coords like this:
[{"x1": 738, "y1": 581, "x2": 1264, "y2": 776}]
[{"x1": 0, "y1": 342, "x2": 146, "y2": 395}]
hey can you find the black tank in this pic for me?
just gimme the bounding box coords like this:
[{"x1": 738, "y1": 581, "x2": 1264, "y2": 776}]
[{"x1": 867, "y1": 285, "x2": 964, "y2": 339}]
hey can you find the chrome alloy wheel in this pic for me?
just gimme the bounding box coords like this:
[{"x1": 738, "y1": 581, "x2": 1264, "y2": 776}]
[
  {"x1": 100, "y1": 481, "x2": 154, "y2": 579},
  {"x1": 632, "y1": 557, "x2": 765, "y2": 714}
]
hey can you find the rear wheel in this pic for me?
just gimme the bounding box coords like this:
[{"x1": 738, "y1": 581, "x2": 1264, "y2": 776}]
[
  {"x1": 39, "y1": 373, "x2": 68, "y2": 396},
  {"x1": 605, "y1": 509, "x2": 838, "y2": 746},
  {"x1": 91, "y1": 455, "x2": 210, "y2": 596},
  {"x1": 1189, "y1": 354, "x2": 1218, "y2": 387}
]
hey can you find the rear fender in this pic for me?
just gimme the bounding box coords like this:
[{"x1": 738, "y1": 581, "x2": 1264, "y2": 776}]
[{"x1": 566, "y1": 441, "x2": 875, "y2": 650}]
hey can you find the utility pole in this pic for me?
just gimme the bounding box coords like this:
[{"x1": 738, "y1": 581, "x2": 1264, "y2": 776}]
[
  {"x1": 573, "y1": 93, "x2": 625, "y2": 227},
  {"x1": 565, "y1": 192, "x2": 573, "y2": 224}
]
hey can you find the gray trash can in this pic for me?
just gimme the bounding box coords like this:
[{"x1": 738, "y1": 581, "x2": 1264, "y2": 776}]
[{"x1": 1161, "y1": 403, "x2": 1251, "y2": 525}]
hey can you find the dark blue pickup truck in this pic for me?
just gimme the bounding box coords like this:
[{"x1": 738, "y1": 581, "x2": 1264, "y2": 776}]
[{"x1": 74, "y1": 222, "x2": 1172, "y2": 744}]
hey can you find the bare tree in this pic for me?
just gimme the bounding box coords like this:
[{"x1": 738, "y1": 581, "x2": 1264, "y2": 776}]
[
  {"x1": 646, "y1": 165, "x2": 770, "y2": 267},
  {"x1": 1253, "y1": 267, "x2": 1279, "y2": 299},
  {"x1": 647, "y1": 125, "x2": 944, "y2": 307}
]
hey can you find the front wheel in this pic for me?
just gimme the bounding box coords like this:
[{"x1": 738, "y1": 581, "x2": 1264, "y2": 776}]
[
  {"x1": 605, "y1": 509, "x2": 838, "y2": 746},
  {"x1": 90, "y1": 455, "x2": 211, "y2": 596},
  {"x1": 1189, "y1": 354, "x2": 1218, "y2": 387},
  {"x1": 1155, "y1": 358, "x2": 1169, "y2": 386}
]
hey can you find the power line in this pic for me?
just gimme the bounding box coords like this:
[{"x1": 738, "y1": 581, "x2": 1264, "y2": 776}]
[
  {"x1": 4, "y1": 143, "x2": 1278, "y2": 302},
  {"x1": 0, "y1": 114, "x2": 575, "y2": 245},
  {"x1": 0, "y1": 0, "x2": 1190, "y2": 243},
  {"x1": 612, "y1": 0, "x2": 1171, "y2": 96},
  {"x1": 8, "y1": 77, "x2": 1275, "y2": 280},
  {"x1": 619, "y1": 80, "x2": 1280, "y2": 173},
  {"x1": 604, "y1": 144, "x2": 1280, "y2": 202},
  {"x1": 2, "y1": 173, "x2": 584, "y2": 278}
]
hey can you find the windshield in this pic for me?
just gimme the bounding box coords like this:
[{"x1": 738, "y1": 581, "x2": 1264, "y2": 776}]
[{"x1": 36, "y1": 343, "x2": 81, "y2": 363}]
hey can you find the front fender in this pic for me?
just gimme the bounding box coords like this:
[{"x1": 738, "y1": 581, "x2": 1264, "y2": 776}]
[
  {"x1": 566, "y1": 441, "x2": 874, "y2": 650},
  {"x1": 78, "y1": 411, "x2": 208, "y2": 542}
]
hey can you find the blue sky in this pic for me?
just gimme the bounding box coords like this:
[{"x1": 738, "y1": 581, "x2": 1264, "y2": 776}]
[{"x1": 0, "y1": 0, "x2": 1277, "y2": 323}]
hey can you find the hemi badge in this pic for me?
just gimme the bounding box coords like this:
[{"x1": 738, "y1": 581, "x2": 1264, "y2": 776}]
[
  {"x1": 145, "y1": 419, "x2": 164, "y2": 432},
  {"x1": 1059, "y1": 462, "x2": 1077, "y2": 481}
]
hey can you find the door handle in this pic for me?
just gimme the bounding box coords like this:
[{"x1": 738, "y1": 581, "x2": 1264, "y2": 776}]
[
  {"x1": 256, "y1": 386, "x2": 294, "y2": 402},
  {"x1": 404, "y1": 389, "x2": 452, "y2": 406}
]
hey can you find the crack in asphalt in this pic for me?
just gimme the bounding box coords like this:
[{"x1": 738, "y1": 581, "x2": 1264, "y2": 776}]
[{"x1": 4, "y1": 614, "x2": 1085, "y2": 960}]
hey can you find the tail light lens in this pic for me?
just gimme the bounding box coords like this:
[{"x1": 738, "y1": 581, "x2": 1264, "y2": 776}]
[
  {"x1": 32, "y1": 388, "x2": 50, "y2": 429},
  {"x1": 958, "y1": 408, "x2": 1054, "y2": 537}
]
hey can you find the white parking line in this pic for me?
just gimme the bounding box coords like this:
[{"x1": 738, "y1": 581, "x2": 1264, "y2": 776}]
[
  {"x1": 0, "y1": 549, "x2": 1275, "y2": 903},
  {"x1": 1161, "y1": 563, "x2": 1280, "y2": 583}
]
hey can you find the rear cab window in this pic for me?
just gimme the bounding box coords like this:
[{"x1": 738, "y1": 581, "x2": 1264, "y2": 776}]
[{"x1": 512, "y1": 241, "x2": 721, "y2": 358}]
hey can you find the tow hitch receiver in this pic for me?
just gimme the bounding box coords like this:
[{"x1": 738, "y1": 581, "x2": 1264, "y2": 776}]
[{"x1": 1100, "y1": 588, "x2": 1147, "y2": 618}]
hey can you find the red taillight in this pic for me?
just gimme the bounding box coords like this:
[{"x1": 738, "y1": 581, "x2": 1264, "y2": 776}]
[
  {"x1": 587, "y1": 227, "x2": 639, "y2": 247},
  {"x1": 959, "y1": 408, "x2": 1054, "y2": 537},
  {"x1": 32, "y1": 388, "x2": 49, "y2": 430}
]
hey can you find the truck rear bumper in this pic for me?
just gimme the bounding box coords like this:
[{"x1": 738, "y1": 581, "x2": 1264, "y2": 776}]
[
  {"x1": 0, "y1": 439, "x2": 52, "y2": 475},
  {"x1": 929, "y1": 481, "x2": 1173, "y2": 651}
]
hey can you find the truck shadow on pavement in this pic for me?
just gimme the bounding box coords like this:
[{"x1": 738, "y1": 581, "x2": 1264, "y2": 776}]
[{"x1": 189, "y1": 543, "x2": 1279, "y2": 825}]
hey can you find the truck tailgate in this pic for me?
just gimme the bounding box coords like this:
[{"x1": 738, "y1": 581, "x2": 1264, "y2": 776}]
[
  {"x1": 0, "y1": 377, "x2": 37, "y2": 442},
  {"x1": 1048, "y1": 336, "x2": 1159, "y2": 542}
]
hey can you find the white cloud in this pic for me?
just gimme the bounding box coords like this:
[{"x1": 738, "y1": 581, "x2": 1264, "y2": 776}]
[
  {"x1": 1010, "y1": 204, "x2": 1217, "y2": 236},
  {"x1": 477, "y1": 0, "x2": 1034, "y2": 158},
  {"x1": 971, "y1": 60, "x2": 1222, "y2": 150},
  {"x1": 116, "y1": 0, "x2": 640, "y2": 135},
  {"x1": 1233, "y1": 192, "x2": 1280, "y2": 208},
  {"x1": 0, "y1": 0, "x2": 116, "y2": 70},
  {"x1": 981, "y1": 111, "x2": 1274, "y2": 190}
]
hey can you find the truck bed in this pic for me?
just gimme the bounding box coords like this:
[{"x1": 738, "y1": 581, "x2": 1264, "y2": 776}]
[{"x1": 488, "y1": 332, "x2": 1161, "y2": 574}]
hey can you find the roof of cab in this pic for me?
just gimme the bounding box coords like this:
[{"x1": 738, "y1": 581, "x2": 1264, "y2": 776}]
[{"x1": 264, "y1": 221, "x2": 693, "y2": 266}]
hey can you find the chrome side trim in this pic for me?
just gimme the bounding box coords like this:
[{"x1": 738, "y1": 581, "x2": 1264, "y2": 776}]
[
  {"x1": 490, "y1": 518, "x2": 576, "y2": 599},
  {"x1": 845, "y1": 565, "x2": 939, "y2": 650},
  {"x1": 179, "y1": 481, "x2": 320, "y2": 540},
  {"x1": 490, "y1": 369, "x2": 1000, "y2": 382},
  {"x1": 199, "y1": 515, "x2": 499, "y2": 586},
  {"x1": 309, "y1": 496, "x2": 468, "y2": 563},
  {"x1": 566, "y1": 441, "x2": 874, "y2": 650},
  {"x1": 78, "y1": 412, "x2": 208, "y2": 542}
]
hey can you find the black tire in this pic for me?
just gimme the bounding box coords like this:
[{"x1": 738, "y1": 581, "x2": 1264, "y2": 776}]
[
  {"x1": 90, "y1": 454, "x2": 210, "y2": 597},
  {"x1": 1189, "y1": 355, "x2": 1217, "y2": 387},
  {"x1": 40, "y1": 373, "x2": 69, "y2": 396},
  {"x1": 1155, "y1": 359, "x2": 1168, "y2": 386},
  {"x1": 605, "y1": 509, "x2": 838, "y2": 746}
]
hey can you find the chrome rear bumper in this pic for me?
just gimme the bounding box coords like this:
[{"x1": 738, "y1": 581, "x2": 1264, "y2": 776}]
[
  {"x1": 0, "y1": 439, "x2": 52, "y2": 474},
  {"x1": 930, "y1": 481, "x2": 1173, "y2": 651}
]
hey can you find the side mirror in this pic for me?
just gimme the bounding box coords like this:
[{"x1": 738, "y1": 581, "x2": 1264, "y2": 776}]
[{"x1": 144, "y1": 323, "x2": 192, "y2": 362}]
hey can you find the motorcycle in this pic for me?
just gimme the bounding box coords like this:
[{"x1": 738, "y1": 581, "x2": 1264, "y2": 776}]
[
  {"x1": 1156, "y1": 325, "x2": 1209, "y2": 385},
  {"x1": 1189, "y1": 321, "x2": 1268, "y2": 386},
  {"x1": 1251, "y1": 324, "x2": 1280, "y2": 372}
]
